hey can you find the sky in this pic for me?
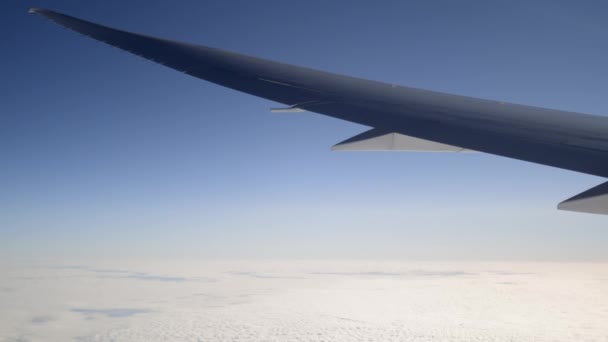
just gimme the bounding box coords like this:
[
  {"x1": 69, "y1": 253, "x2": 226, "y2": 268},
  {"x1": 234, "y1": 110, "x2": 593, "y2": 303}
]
[{"x1": 2, "y1": 0, "x2": 608, "y2": 261}]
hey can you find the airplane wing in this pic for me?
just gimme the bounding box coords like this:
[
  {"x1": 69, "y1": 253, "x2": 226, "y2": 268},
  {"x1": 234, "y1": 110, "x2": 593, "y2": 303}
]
[{"x1": 31, "y1": 8, "x2": 608, "y2": 215}]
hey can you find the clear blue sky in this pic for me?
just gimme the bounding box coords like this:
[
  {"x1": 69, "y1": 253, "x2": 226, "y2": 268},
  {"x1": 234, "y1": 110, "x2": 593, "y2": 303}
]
[{"x1": 2, "y1": 0, "x2": 608, "y2": 260}]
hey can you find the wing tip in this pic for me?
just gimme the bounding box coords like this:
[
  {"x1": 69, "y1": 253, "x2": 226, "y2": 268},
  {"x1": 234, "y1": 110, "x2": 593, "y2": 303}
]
[
  {"x1": 29, "y1": 8, "x2": 63, "y2": 20},
  {"x1": 28, "y1": 8, "x2": 45, "y2": 14}
]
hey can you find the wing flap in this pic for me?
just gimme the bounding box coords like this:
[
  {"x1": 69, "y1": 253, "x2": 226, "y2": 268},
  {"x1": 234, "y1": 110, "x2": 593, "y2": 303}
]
[{"x1": 332, "y1": 128, "x2": 472, "y2": 152}]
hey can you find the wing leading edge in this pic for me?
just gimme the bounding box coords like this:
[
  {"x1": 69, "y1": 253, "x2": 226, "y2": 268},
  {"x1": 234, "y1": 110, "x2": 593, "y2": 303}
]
[{"x1": 31, "y1": 8, "x2": 608, "y2": 214}]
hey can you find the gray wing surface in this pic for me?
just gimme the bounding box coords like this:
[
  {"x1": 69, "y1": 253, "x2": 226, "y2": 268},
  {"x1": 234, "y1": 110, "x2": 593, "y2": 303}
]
[
  {"x1": 31, "y1": 9, "x2": 608, "y2": 214},
  {"x1": 332, "y1": 128, "x2": 473, "y2": 152}
]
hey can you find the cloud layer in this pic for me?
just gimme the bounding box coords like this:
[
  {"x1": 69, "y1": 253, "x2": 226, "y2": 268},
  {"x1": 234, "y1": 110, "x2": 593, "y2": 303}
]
[{"x1": 1, "y1": 260, "x2": 607, "y2": 341}]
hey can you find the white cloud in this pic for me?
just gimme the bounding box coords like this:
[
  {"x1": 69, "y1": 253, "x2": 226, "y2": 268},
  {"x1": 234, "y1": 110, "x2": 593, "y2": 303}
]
[{"x1": 0, "y1": 260, "x2": 607, "y2": 341}]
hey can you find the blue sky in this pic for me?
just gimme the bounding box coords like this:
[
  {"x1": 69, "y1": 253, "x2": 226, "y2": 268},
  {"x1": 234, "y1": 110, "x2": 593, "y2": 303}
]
[{"x1": 2, "y1": 0, "x2": 608, "y2": 260}]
